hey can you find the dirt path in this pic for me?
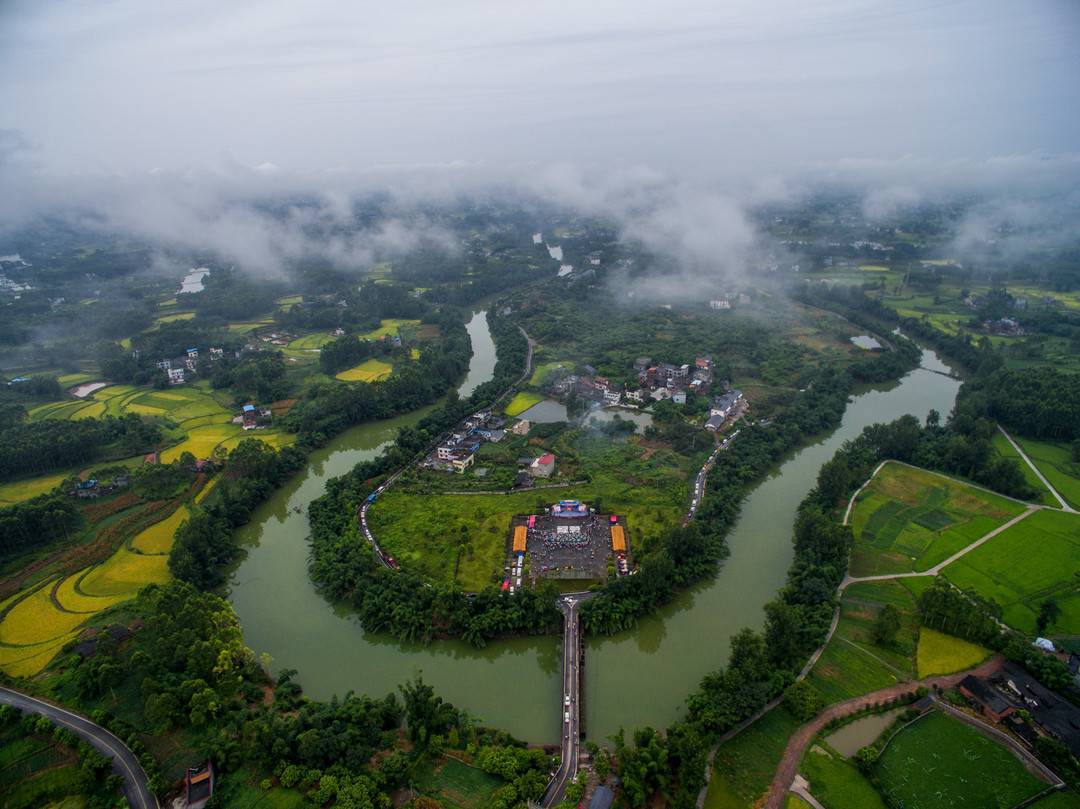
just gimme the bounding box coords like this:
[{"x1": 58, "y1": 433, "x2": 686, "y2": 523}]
[{"x1": 762, "y1": 655, "x2": 1005, "y2": 809}]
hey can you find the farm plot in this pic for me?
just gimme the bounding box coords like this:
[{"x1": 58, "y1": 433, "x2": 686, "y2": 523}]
[
  {"x1": 130, "y1": 505, "x2": 189, "y2": 554},
  {"x1": 0, "y1": 472, "x2": 69, "y2": 506},
  {"x1": 413, "y1": 756, "x2": 505, "y2": 809},
  {"x1": 990, "y1": 432, "x2": 1057, "y2": 506},
  {"x1": 807, "y1": 580, "x2": 918, "y2": 704},
  {"x1": 359, "y1": 318, "x2": 420, "y2": 339},
  {"x1": 849, "y1": 463, "x2": 1025, "y2": 577},
  {"x1": 706, "y1": 709, "x2": 801, "y2": 809},
  {"x1": 77, "y1": 547, "x2": 170, "y2": 598},
  {"x1": 0, "y1": 581, "x2": 88, "y2": 645},
  {"x1": 335, "y1": 358, "x2": 393, "y2": 382},
  {"x1": 915, "y1": 628, "x2": 991, "y2": 678},
  {"x1": 799, "y1": 746, "x2": 886, "y2": 809},
  {"x1": 286, "y1": 332, "x2": 334, "y2": 351},
  {"x1": 1014, "y1": 436, "x2": 1080, "y2": 510},
  {"x1": 875, "y1": 710, "x2": 1047, "y2": 809},
  {"x1": 504, "y1": 391, "x2": 543, "y2": 416},
  {"x1": 943, "y1": 508, "x2": 1080, "y2": 634}
]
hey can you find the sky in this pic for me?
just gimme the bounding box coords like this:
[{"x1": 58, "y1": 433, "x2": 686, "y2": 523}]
[{"x1": 2, "y1": 0, "x2": 1079, "y2": 176}]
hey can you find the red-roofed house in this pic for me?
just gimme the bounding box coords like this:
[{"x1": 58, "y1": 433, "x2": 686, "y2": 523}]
[{"x1": 529, "y1": 453, "x2": 556, "y2": 478}]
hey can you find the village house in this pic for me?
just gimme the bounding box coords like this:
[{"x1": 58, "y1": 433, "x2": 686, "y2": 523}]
[
  {"x1": 529, "y1": 453, "x2": 556, "y2": 478},
  {"x1": 167, "y1": 366, "x2": 186, "y2": 385},
  {"x1": 510, "y1": 419, "x2": 531, "y2": 436},
  {"x1": 710, "y1": 297, "x2": 732, "y2": 310},
  {"x1": 960, "y1": 662, "x2": 1080, "y2": 756},
  {"x1": 705, "y1": 414, "x2": 725, "y2": 431}
]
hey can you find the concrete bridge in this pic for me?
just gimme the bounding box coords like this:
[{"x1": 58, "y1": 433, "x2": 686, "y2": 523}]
[{"x1": 542, "y1": 595, "x2": 585, "y2": 807}]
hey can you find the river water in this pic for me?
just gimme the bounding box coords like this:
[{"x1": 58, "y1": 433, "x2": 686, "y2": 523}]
[
  {"x1": 456, "y1": 308, "x2": 498, "y2": 399},
  {"x1": 228, "y1": 308, "x2": 960, "y2": 745}
]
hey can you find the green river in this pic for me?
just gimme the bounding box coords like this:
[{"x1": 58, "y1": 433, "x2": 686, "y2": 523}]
[{"x1": 228, "y1": 314, "x2": 960, "y2": 745}]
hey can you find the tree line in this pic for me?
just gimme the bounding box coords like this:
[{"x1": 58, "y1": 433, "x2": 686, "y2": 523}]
[
  {"x1": 61, "y1": 579, "x2": 553, "y2": 808},
  {"x1": 0, "y1": 413, "x2": 160, "y2": 481}
]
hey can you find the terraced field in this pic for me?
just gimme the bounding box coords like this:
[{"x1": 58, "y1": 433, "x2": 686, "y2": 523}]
[
  {"x1": 849, "y1": 463, "x2": 1025, "y2": 576},
  {"x1": 359, "y1": 318, "x2": 420, "y2": 339}
]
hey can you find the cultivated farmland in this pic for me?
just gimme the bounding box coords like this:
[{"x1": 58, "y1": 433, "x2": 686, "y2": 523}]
[
  {"x1": 504, "y1": 391, "x2": 543, "y2": 416},
  {"x1": 849, "y1": 463, "x2": 1025, "y2": 576},
  {"x1": 875, "y1": 710, "x2": 1047, "y2": 809},
  {"x1": 915, "y1": 628, "x2": 991, "y2": 677},
  {"x1": 1014, "y1": 436, "x2": 1080, "y2": 510},
  {"x1": 943, "y1": 508, "x2": 1080, "y2": 634},
  {"x1": 335, "y1": 358, "x2": 394, "y2": 382}
]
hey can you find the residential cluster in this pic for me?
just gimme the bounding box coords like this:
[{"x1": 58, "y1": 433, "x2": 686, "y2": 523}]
[
  {"x1": 153, "y1": 345, "x2": 225, "y2": 385},
  {"x1": 959, "y1": 657, "x2": 1080, "y2": 757},
  {"x1": 423, "y1": 409, "x2": 508, "y2": 473},
  {"x1": 232, "y1": 403, "x2": 273, "y2": 430},
  {"x1": 71, "y1": 472, "x2": 130, "y2": 499}
]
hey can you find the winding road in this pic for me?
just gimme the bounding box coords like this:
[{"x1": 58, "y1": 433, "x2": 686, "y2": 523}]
[{"x1": 0, "y1": 686, "x2": 158, "y2": 809}]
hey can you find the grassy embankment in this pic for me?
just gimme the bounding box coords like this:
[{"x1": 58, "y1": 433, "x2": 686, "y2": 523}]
[{"x1": 848, "y1": 462, "x2": 1025, "y2": 577}]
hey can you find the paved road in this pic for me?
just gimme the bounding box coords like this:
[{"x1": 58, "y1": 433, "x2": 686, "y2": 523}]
[
  {"x1": 0, "y1": 686, "x2": 158, "y2": 809},
  {"x1": 543, "y1": 596, "x2": 584, "y2": 807},
  {"x1": 684, "y1": 428, "x2": 740, "y2": 526},
  {"x1": 998, "y1": 424, "x2": 1076, "y2": 513}
]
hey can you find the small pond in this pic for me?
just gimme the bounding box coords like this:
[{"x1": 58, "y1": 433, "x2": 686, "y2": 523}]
[
  {"x1": 584, "y1": 407, "x2": 653, "y2": 434},
  {"x1": 851, "y1": 334, "x2": 883, "y2": 350},
  {"x1": 519, "y1": 399, "x2": 568, "y2": 423},
  {"x1": 824, "y1": 707, "x2": 904, "y2": 757}
]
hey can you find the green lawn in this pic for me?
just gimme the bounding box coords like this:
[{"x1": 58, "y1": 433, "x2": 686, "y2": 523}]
[
  {"x1": 707, "y1": 709, "x2": 801, "y2": 809},
  {"x1": 1014, "y1": 436, "x2": 1080, "y2": 510},
  {"x1": 849, "y1": 463, "x2": 1025, "y2": 577},
  {"x1": 991, "y1": 432, "x2": 1057, "y2": 506},
  {"x1": 943, "y1": 508, "x2": 1080, "y2": 634},
  {"x1": 413, "y1": 756, "x2": 505, "y2": 809},
  {"x1": 800, "y1": 746, "x2": 886, "y2": 809},
  {"x1": 808, "y1": 580, "x2": 917, "y2": 704},
  {"x1": 875, "y1": 711, "x2": 1048, "y2": 809}
]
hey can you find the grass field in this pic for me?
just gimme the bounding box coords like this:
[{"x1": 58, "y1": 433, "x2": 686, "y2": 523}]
[
  {"x1": 706, "y1": 709, "x2": 801, "y2": 809},
  {"x1": 152, "y1": 311, "x2": 195, "y2": 325},
  {"x1": 916, "y1": 628, "x2": 991, "y2": 677},
  {"x1": 786, "y1": 797, "x2": 813, "y2": 809},
  {"x1": 991, "y1": 432, "x2": 1057, "y2": 506},
  {"x1": 1014, "y1": 436, "x2": 1080, "y2": 510},
  {"x1": 849, "y1": 463, "x2": 1025, "y2": 576},
  {"x1": 800, "y1": 746, "x2": 886, "y2": 809},
  {"x1": 529, "y1": 361, "x2": 570, "y2": 387},
  {"x1": 504, "y1": 391, "x2": 543, "y2": 416},
  {"x1": 943, "y1": 508, "x2": 1080, "y2": 634},
  {"x1": 335, "y1": 358, "x2": 394, "y2": 382},
  {"x1": 875, "y1": 710, "x2": 1047, "y2": 809},
  {"x1": 413, "y1": 756, "x2": 504, "y2": 809},
  {"x1": 808, "y1": 580, "x2": 918, "y2": 704},
  {"x1": 359, "y1": 318, "x2": 420, "y2": 339}
]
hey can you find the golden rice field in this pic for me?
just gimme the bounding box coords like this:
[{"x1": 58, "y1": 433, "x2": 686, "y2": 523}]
[
  {"x1": 916, "y1": 628, "x2": 991, "y2": 677},
  {"x1": 131, "y1": 505, "x2": 189, "y2": 554},
  {"x1": 336, "y1": 358, "x2": 394, "y2": 382},
  {"x1": 77, "y1": 548, "x2": 170, "y2": 598},
  {"x1": 0, "y1": 632, "x2": 81, "y2": 678},
  {"x1": 53, "y1": 574, "x2": 128, "y2": 614},
  {"x1": 0, "y1": 584, "x2": 89, "y2": 645},
  {"x1": 359, "y1": 318, "x2": 420, "y2": 339},
  {"x1": 152, "y1": 311, "x2": 195, "y2": 325},
  {"x1": 504, "y1": 391, "x2": 543, "y2": 416}
]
